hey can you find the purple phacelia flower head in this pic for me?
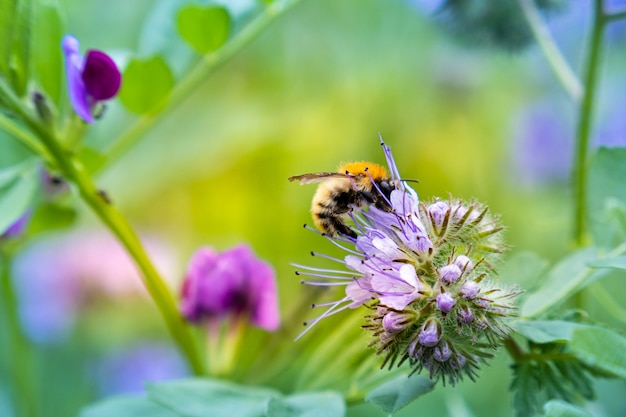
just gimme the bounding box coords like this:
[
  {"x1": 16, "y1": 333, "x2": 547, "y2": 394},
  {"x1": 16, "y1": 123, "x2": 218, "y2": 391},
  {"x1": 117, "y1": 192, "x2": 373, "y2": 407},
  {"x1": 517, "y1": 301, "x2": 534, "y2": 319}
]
[
  {"x1": 293, "y1": 137, "x2": 520, "y2": 384},
  {"x1": 180, "y1": 244, "x2": 279, "y2": 331},
  {"x1": 62, "y1": 34, "x2": 121, "y2": 123}
]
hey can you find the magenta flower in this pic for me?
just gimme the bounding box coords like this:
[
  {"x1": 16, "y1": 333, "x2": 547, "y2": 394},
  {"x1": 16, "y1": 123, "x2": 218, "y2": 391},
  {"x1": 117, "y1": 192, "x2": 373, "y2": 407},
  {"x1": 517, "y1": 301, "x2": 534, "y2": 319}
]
[
  {"x1": 180, "y1": 244, "x2": 279, "y2": 331},
  {"x1": 62, "y1": 35, "x2": 121, "y2": 123}
]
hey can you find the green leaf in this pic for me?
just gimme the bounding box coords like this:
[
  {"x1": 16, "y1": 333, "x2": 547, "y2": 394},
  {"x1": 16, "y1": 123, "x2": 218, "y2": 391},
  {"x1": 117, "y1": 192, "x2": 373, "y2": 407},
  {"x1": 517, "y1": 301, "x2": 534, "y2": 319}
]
[
  {"x1": 147, "y1": 378, "x2": 280, "y2": 417},
  {"x1": 177, "y1": 5, "x2": 230, "y2": 54},
  {"x1": 520, "y1": 249, "x2": 609, "y2": 318},
  {"x1": 588, "y1": 147, "x2": 626, "y2": 248},
  {"x1": 542, "y1": 400, "x2": 592, "y2": 417},
  {"x1": 569, "y1": 326, "x2": 626, "y2": 380},
  {"x1": 587, "y1": 255, "x2": 626, "y2": 270},
  {"x1": 118, "y1": 56, "x2": 174, "y2": 114},
  {"x1": 32, "y1": 0, "x2": 65, "y2": 106},
  {"x1": 80, "y1": 395, "x2": 178, "y2": 417},
  {"x1": 0, "y1": 0, "x2": 16, "y2": 77},
  {"x1": 0, "y1": 161, "x2": 38, "y2": 233},
  {"x1": 501, "y1": 251, "x2": 548, "y2": 292},
  {"x1": 266, "y1": 392, "x2": 346, "y2": 417},
  {"x1": 28, "y1": 202, "x2": 76, "y2": 234},
  {"x1": 364, "y1": 374, "x2": 435, "y2": 414},
  {"x1": 7, "y1": 0, "x2": 34, "y2": 96},
  {"x1": 513, "y1": 320, "x2": 577, "y2": 344}
]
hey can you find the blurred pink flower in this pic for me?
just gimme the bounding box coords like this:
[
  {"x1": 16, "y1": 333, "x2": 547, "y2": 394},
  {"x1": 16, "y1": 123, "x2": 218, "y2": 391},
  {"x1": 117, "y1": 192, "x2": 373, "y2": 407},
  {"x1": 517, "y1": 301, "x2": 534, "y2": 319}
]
[
  {"x1": 180, "y1": 244, "x2": 280, "y2": 331},
  {"x1": 13, "y1": 229, "x2": 177, "y2": 343}
]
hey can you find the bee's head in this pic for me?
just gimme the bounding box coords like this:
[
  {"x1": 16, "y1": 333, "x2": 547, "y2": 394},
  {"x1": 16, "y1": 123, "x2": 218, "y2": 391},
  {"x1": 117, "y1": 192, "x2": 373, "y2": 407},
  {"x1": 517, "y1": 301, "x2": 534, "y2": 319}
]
[{"x1": 373, "y1": 179, "x2": 395, "y2": 210}]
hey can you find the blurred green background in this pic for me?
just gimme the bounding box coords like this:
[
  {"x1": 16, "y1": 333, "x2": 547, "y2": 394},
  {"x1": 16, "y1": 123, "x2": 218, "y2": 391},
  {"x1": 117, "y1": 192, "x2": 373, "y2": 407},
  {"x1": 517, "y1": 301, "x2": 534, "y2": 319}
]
[{"x1": 2, "y1": 0, "x2": 626, "y2": 416}]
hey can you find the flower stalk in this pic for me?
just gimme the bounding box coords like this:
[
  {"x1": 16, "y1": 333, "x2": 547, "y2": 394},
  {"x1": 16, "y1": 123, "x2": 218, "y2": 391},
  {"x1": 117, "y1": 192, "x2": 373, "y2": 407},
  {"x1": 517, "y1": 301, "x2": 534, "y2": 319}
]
[
  {"x1": 0, "y1": 83, "x2": 205, "y2": 375},
  {"x1": 0, "y1": 252, "x2": 38, "y2": 417}
]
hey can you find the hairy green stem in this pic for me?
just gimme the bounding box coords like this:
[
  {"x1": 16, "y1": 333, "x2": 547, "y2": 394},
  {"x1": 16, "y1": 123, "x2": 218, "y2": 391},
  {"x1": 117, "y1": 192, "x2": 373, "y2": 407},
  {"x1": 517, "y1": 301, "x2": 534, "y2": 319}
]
[
  {"x1": 0, "y1": 86, "x2": 205, "y2": 375},
  {"x1": 0, "y1": 100, "x2": 54, "y2": 164},
  {"x1": 517, "y1": 0, "x2": 583, "y2": 101},
  {"x1": 102, "y1": 0, "x2": 303, "y2": 168},
  {"x1": 0, "y1": 253, "x2": 38, "y2": 417},
  {"x1": 573, "y1": 0, "x2": 606, "y2": 246}
]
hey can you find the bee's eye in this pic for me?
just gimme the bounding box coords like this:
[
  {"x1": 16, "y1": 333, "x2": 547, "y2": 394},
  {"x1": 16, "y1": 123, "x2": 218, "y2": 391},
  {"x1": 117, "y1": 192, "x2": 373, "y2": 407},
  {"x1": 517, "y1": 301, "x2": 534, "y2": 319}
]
[{"x1": 378, "y1": 181, "x2": 392, "y2": 197}]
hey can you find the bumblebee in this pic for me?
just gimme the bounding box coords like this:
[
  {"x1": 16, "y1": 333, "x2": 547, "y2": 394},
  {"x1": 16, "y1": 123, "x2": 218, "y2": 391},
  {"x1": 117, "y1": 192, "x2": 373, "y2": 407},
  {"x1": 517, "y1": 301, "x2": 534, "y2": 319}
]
[{"x1": 289, "y1": 161, "x2": 395, "y2": 238}]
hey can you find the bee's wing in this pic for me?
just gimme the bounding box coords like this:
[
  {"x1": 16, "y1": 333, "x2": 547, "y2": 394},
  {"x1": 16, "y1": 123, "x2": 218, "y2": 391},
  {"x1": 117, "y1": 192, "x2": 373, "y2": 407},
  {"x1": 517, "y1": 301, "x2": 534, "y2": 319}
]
[{"x1": 288, "y1": 172, "x2": 349, "y2": 184}]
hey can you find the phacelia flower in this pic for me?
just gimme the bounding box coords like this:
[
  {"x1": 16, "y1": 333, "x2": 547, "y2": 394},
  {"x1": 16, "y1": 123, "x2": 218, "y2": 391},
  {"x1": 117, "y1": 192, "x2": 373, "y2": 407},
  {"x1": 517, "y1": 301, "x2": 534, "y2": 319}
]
[
  {"x1": 294, "y1": 137, "x2": 520, "y2": 385},
  {"x1": 62, "y1": 34, "x2": 121, "y2": 123},
  {"x1": 180, "y1": 244, "x2": 279, "y2": 331}
]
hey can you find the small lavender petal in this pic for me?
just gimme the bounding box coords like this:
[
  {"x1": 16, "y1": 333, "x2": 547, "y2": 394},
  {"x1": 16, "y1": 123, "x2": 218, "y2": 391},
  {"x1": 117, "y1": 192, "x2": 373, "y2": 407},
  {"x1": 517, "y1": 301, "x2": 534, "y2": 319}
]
[
  {"x1": 82, "y1": 50, "x2": 122, "y2": 101},
  {"x1": 436, "y1": 292, "x2": 456, "y2": 313},
  {"x1": 460, "y1": 281, "x2": 480, "y2": 299},
  {"x1": 453, "y1": 354, "x2": 467, "y2": 369},
  {"x1": 418, "y1": 319, "x2": 441, "y2": 347},
  {"x1": 440, "y1": 264, "x2": 462, "y2": 285},
  {"x1": 62, "y1": 35, "x2": 93, "y2": 123}
]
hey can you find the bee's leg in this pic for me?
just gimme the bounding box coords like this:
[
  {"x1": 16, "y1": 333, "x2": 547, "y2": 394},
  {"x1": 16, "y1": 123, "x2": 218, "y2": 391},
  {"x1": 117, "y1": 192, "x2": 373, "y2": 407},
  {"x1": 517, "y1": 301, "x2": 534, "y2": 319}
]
[{"x1": 331, "y1": 218, "x2": 357, "y2": 238}]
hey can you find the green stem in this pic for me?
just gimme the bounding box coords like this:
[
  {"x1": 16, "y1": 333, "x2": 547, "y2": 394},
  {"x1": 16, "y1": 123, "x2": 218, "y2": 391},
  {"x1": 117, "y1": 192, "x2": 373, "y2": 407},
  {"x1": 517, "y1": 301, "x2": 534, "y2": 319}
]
[
  {"x1": 101, "y1": 0, "x2": 303, "y2": 167},
  {"x1": 517, "y1": 0, "x2": 583, "y2": 101},
  {"x1": 606, "y1": 9, "x2": 626, "y2": 21},
  {"x1": 0, "y1": 104, "x2": 54, "y2": 164},
  {"x1": 0, "y1": 85, "x2": 205, "y2": 375},
  {"x1": 0, "y1": 252, "x2": 38, "y2": 417},
  {"x1": 573, "y1": 0, "x2": 606, "y2": 246}
]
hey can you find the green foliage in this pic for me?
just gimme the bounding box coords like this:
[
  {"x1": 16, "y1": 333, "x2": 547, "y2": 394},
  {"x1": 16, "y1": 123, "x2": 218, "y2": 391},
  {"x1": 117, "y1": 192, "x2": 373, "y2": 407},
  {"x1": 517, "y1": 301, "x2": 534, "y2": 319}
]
[
  {"x1": 542, "y1": 400, "x2": 592, "y2": 417},
  {"x1": 266, "y1": 392, "x2": 345, "y2": 417},
  {"x1": 0, "y1": 0, "x2": 33, "y2": 96},
  {"x1": 364, "y1": 374, "x2": 435, "y2": 415},
  {"x1": 81, "y1": 378, "x2": 345, "y2": 417},
  {"x1": 118, "y1": 56, "x2": 174, "y2": 114},
  {"x1": 177, "y1": 5, "x2": 231, "y2": 54},
  {"x1": 80, "y1": 395, "x2": 179, "y2": 417},
  {"x1": 520, "y1": 249, "x2": 609, "y2": 318},
  {"x1": 588, "y1": 147, "x2": 626, "y2": 248},
  {"x1": 0, "y1": 159, "x2": 38, "y2": 233},
  {"x1": 31, "y1": 0, "x2": 65, "y2": 107},
  {"x1": 510, "y1": 342, "x2": 594, "y2": 417}
]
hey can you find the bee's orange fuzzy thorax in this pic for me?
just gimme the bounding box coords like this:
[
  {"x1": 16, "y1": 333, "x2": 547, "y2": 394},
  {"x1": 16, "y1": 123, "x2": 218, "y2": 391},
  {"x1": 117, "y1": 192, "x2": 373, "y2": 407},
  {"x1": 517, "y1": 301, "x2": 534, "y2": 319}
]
[{"x1": 338, "y1": 161, "x2": 388, "y2": 180}]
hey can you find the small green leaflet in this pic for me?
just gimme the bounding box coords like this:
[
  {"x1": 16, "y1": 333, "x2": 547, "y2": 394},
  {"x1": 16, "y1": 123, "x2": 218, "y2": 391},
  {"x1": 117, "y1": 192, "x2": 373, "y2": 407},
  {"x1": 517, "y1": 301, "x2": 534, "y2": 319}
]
[{"x1": 364, "y1": 374, "x2": 435, "y2": 414}]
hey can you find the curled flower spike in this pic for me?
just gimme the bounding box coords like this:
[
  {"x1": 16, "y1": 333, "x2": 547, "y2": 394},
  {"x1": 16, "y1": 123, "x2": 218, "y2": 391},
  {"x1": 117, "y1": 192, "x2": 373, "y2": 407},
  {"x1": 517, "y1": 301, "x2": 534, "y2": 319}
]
[
  {"x1": 180, "y1": 244, "x2": 280, "y2": 331},
  {"x1": 294, "y1": 137, "x2": 521, "y2": 385},
  {"x1": 62, "y1": 35, "x2": 121, "y2": 123}
]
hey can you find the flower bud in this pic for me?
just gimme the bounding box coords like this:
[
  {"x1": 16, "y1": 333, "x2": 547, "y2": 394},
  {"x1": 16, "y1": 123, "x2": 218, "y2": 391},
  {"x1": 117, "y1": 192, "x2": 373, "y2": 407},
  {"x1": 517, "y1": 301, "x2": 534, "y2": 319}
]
[
  {"x1": 418, "y1": 318, "x2": 441, "y2": 347},
  {"x1": 460, "y1": 281, "x2": 480, "y2": 299},
  {"x1": 382, "y1": 311, "x2": 411, "y2": 334},
  {"x1": 440, "y1": 264, "x2": 461, "y2": 285},
  {"x1": 454, "y1": 255, "x2": 473, "y2": 272},
  {"x1": 433, "y1": 341, "x2": 452, "y2": 362},
  {"x1": 457, "y1": 306, "x2": 474, "y2": 324},
  {"x1": 436, "y1": 292, "x2": 456, "y2": 313},
  {"x1": 428, "y1": 201, "x2": 449, "y2": 228}
]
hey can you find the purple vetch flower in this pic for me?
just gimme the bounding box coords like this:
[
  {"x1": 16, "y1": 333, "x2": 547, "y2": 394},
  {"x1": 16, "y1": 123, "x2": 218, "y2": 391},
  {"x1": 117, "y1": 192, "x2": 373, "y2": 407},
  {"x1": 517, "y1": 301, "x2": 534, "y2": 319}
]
[
  {"x1": 293, "y1": 137, "x2": 520, "y2": 384},
  {"x1": 1, "y1": 211, "x2": 31, "y2": 239},
  {"x1": 180, "y1": 244, "x2": 279, "y2": 331},
  {"x1": 62, "y1": 34, "x2": 121, "y2": 123},
  {"x1": 93, "y1": 342, "x2": 189, "y2": 396}
]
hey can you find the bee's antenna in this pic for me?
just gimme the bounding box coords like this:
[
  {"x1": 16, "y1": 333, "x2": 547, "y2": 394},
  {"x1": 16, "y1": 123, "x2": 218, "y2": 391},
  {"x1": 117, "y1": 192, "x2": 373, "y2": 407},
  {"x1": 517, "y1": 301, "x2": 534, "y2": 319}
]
[{"x1": 399, "y1": 178, "x2": 420, "y2": 184}]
